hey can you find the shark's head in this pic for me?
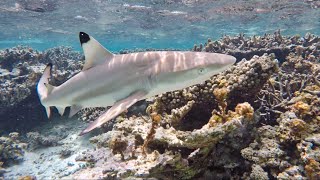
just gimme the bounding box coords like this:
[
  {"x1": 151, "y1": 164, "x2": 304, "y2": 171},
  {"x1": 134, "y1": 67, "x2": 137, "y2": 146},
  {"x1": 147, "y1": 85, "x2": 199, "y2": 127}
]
[
  {"x1": 191, "y1": 52, "x2": 236, "y2": 80},
  {"x1": 154, "y1": 51, "x2": 236, "y2": 92}
]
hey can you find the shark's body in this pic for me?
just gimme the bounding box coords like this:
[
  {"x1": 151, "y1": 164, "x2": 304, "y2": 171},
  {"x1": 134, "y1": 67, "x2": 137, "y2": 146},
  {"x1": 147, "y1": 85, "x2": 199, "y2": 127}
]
[{"x1": 37, "y1": 32, "x2": 236, "y2": 135}]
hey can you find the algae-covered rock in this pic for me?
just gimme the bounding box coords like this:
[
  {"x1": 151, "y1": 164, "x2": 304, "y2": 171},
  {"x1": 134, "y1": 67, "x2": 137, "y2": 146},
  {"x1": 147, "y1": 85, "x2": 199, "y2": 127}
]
[
  {"x1": 250, "y1": 164, "x2": 269, "y2": 180},
  {"x1": 241, "y1": 125, "x2": 286, "y2": 170},
  {"x1": 0, "y1": 132, "x2": 26, "y2": 165}
]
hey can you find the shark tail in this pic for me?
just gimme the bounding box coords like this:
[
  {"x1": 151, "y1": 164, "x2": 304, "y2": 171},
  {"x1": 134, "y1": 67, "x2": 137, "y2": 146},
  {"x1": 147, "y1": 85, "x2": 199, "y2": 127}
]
[{"x1": 37, "y1": 63, "x2": 56, "y2": 118}]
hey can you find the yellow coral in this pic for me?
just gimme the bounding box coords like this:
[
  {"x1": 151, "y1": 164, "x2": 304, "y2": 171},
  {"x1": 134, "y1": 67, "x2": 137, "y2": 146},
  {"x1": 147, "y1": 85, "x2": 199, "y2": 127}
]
[
  {"x1": 288, "y1": 118, "x2": 306, "y2": 132},
  {"x1": 218, "y1": 79, "x2": 228, "y2": 87},
  {"x1": 150, "y1": 113, "x2": 162, "y2": 124},
  {"x1": 294, "y1": 91, "x2": 300, "y2": 97},
  {"x1": 212, "y1": 88, "x2": 229, "y2": 122},
  {"x1": 142, "y1": 112, "x2": 161, "y2": 155},
  {"x1": 18, "y1": 176, "x2": 36, "y2": 180},
  {"x1": 268, "y1": 77, "x2": 276, "y2": 86},
  {"x1": 305, "y1": 159, "x2": 320, "y2": 180},
  {"x1": 208, "y1": 114, "x2": 223, "y2": 127},
  {"x1": 235, "y1": 102, "x2": 254, "y2": 120},
  {"x1": 292, "y1": 101, "x2": 311, "y2": 117},
  {"x1": 213, "y1": 88, "x2": 229, "y2": 102},
  {"x1": 209, "y1": 102, "x2": 254, "y2": 127}
]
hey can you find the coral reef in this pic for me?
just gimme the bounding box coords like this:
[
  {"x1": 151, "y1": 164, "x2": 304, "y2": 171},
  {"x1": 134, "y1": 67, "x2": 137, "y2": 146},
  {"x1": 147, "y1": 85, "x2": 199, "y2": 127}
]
[
  {"x1": 73, "y1": 101, "x2": 255, "y2": 179},
  {"x1": 26, "y1": 124, "x2": 73, "y2": 150},
  {"x1": 71, "y1": 32, "x2": 319, "y2": 179},
  {"x1": 26, "y1": 132, "x2": 61, "y2": 149},
  {"x1": 0, "y1": 161, "x2": 5, "y2": 179},
  {"x1": 241, "y1": 52, "x2": 320, "y2": 179},
  {"x1": 193, "y1": 30, "x2": 319, "y2": 63},
  {"x1": 0, "y1": 132, "x2": 27, "y2": 166},
  {"x1": 154, "y1": 53, "x2": 277, "y2": 131},
  {"x1": 249, "y1": 164, "x2": 269, "y2": 180},
  {"x1": 16, "y1": 0, "x2": 57, "y2": 13},
  {"x1": 0, "y1": 31, "x2": 319, "y2": 179},
  {"x1": 0, "y1": 46, "x2": 83, "y2": 132},
  {"x1": 3, "y1": 117, "x2": 91, "y2": 179}
]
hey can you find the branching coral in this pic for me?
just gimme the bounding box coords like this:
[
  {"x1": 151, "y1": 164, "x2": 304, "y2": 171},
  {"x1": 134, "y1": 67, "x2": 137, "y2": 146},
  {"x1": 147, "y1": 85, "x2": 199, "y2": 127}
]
[
  {"x1": 162, "y1": 100, "x2": 195, "y2": 128},
  {"x1": 243, "y1": 80, "x2": 320, "y2": 179},
  {"x1": 256, "y1": 53, "x2": 320, "y2": 123},
  {"x1": 194, "y1": 31, "x2": 319, "y2": 62},
  {"x1": 142, "y1": 113, "x2": 161, "y2": 155},
  {"x1": 211, "y1": 88, "x2": 229, "y2": 123}
]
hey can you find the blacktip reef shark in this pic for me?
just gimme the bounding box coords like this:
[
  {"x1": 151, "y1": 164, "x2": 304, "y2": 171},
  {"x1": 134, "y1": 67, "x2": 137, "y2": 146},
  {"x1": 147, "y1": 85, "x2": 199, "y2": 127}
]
[{"x1": 37, "y1": 32, "x2": 236, "y2": 135}]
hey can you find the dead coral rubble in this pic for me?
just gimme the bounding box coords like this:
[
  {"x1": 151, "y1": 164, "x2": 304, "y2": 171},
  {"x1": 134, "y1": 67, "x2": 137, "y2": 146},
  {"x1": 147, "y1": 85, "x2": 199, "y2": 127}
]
[
  {"x1": 26, "y1": 125, "x2": 72, "y2": 150},
  {"x1": 26, "y1": 132, "x2": 61, "y2": 149}
]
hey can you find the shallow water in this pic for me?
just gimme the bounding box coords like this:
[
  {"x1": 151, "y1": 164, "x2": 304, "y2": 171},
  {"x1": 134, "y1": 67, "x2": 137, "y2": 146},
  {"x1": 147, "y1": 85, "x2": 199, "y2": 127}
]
[
  {"x1": 0, "y1": 0, "x2": 319, "y2": 51},
  {"x1": 0, "y1": 1, "x2": 320, "y2": 180}
]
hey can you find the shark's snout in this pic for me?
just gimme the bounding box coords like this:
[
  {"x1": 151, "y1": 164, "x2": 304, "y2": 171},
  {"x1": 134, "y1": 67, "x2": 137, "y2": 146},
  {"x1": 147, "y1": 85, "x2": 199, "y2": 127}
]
[
  {"x1": 208, "y1": 53, "x2": 237, "y2": 67},
  {"x1": 217, "y1": 54, "x2": 236, "y2": 66},
  {"x1": 226, "y1": 55, "x2": 237, "y2": 65}
]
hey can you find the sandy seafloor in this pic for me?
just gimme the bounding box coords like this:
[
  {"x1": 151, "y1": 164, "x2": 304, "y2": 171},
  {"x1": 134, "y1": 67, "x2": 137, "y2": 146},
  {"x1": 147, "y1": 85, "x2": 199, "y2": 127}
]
[{"x1": 4, "y1": 117, "x2": 93, "y2": 179}]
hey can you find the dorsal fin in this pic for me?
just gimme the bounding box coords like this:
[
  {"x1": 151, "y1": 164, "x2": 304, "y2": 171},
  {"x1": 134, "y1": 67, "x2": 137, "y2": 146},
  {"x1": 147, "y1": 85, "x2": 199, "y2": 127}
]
[
  {"x1": 79, "y1": 32, "x2": 114, "y2": 71},
  {"x1": 44, "y1": 83, "x2": 55, "y2": 94}
]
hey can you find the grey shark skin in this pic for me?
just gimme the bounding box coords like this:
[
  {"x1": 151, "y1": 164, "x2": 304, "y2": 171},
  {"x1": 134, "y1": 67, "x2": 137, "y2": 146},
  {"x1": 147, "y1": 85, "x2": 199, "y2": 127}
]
[{"x1": 37, "y1": 32, "x2": 236, "y2": 135}]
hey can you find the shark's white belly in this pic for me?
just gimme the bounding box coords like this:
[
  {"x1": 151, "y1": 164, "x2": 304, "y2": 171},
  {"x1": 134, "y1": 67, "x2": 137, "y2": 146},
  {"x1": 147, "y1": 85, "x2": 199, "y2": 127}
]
[{"x1": 76, "y1": 82, "x2": 143, "y2": 107}]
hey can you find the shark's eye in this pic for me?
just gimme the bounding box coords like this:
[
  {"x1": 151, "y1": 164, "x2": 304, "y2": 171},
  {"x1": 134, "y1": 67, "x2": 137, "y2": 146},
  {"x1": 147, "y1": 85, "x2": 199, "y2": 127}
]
[{"x1": 198, "y1": 68, "x2": 205, "y2": 74}]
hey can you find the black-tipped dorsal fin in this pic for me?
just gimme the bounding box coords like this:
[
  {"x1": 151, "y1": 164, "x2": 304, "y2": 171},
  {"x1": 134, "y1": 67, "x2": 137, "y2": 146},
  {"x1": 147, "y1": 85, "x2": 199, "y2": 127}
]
[{"x1": 79, "y1": 32, "x2": 114, "y2": 71}]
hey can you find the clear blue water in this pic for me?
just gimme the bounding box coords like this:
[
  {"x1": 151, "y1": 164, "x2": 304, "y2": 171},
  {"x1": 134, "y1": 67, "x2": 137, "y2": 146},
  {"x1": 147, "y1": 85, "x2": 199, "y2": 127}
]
[{"x1": 0, "y1": 0, "x2": 319, "y2": 52}]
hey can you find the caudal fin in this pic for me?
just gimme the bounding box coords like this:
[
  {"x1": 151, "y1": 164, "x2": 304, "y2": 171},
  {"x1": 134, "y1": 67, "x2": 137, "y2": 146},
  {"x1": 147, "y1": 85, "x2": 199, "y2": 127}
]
[{"x1": 37, "y1": 63, "x2": 55, "y2": 118}]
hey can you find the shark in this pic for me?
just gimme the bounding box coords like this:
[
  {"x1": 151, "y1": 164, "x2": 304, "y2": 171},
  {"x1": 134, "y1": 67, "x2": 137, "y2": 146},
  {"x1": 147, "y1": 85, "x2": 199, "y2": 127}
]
[{"x1": 37, "y1": 32, "x2": 236, "y2": 135}]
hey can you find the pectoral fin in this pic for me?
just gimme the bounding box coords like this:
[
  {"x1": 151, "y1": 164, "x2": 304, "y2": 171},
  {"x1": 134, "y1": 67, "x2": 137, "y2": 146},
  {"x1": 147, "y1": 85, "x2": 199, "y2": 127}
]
[{"x1": 80, "y1": 90, "x2": 147, "y2": 135}]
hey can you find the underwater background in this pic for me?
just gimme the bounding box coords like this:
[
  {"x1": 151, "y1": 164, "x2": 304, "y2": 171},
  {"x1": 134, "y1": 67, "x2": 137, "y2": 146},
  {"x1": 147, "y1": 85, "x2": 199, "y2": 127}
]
[{"x1": 0, "y1": 0, "x2": 319, "y2": 179}]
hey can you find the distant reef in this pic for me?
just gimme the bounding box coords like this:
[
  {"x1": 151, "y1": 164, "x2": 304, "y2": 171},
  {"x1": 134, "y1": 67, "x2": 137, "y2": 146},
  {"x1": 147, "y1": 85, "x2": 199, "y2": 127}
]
[{"x1": 0, "y1": 30, "x2": 319, "y2": 179}]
